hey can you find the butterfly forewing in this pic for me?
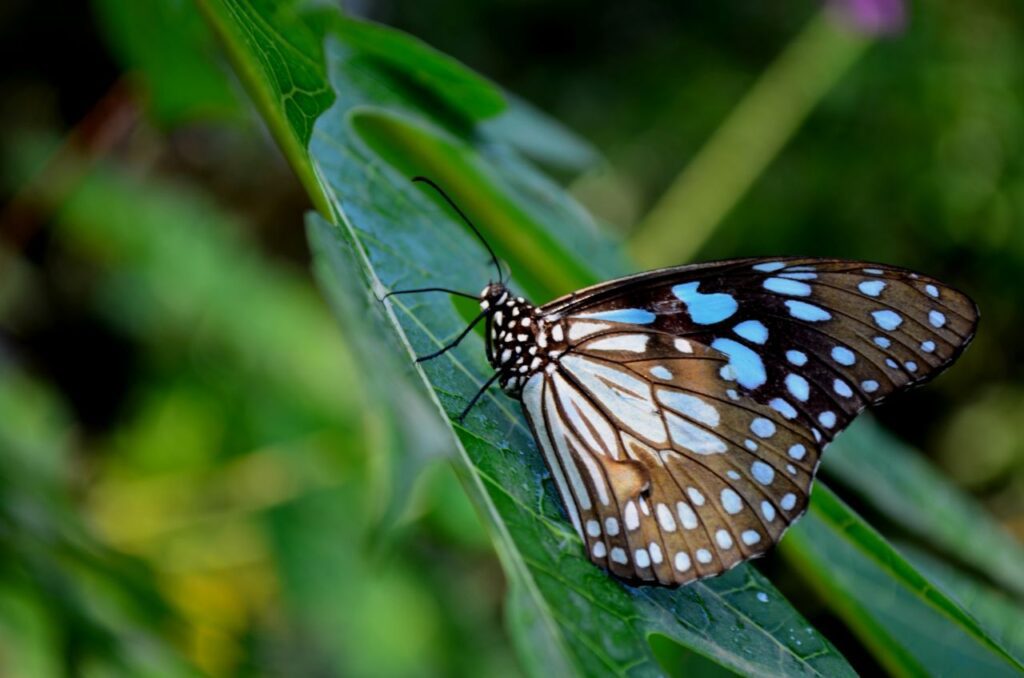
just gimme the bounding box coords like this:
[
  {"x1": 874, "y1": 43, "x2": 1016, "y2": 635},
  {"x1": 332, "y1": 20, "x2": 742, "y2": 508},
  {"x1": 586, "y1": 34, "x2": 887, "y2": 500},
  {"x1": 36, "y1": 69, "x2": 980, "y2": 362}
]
[
  {"x1": 517, "y1": 257, "x2": 976, "y2": 585},
  {"x1": 544, "y1": 258, "x2": 977, "y2": 441}
]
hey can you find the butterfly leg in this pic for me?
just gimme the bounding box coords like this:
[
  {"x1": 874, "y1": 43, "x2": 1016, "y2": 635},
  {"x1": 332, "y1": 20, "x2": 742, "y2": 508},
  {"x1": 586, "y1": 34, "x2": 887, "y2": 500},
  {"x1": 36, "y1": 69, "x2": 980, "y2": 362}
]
[
  {"x1": 415, "y1": 310, "x2": 488, "y2": 363},
  {"x1": 457, "y1": 372, "x2": 501, "y2": 422}
]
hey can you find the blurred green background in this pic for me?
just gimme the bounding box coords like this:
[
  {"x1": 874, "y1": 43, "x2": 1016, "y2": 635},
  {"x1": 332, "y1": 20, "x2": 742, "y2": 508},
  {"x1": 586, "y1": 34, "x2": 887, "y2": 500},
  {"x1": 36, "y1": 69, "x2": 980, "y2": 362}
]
[{"x1": 1, "y1": 0, "x2": 1023, "y2": 675}]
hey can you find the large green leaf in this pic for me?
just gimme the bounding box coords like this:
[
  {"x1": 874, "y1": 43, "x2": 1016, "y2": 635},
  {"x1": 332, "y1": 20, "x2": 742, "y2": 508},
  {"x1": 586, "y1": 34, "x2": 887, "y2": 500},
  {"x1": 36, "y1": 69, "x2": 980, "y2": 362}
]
[
  {"x1": 308, "y1": 32, "x2": 855, "y2": 678},
  {"x1": 196, "y1": 0, "x2": 336, "y2": 212},
  {"x1": 781, "y1": 490, "x2": 1022, "y2": 677},
  {"x1": 824, "y1": 418, "x2": 1024, "y2": 599},
  {"x1": 199, "y1": 2, "x2": 1022, "y2": 675},
  {"x1": 307, "y1": 208, "x2": 852, "y2": 676},
  {"x1": 308, "y1": 195, "x2": 453, "y2": 528},
  {"x1": 900, "y1": 545, "x2": 1024, "y2": 664}
]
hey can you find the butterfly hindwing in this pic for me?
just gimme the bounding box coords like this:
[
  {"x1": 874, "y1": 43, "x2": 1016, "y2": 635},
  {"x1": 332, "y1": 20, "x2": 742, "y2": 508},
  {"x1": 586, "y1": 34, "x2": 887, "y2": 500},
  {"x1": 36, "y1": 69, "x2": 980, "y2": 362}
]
[
  {"x1": 519, "y1": 257, "x2": 977, "y2": 584},
  {"x1": 524, "y1": 332, "x2": 818, "y2": 584}
]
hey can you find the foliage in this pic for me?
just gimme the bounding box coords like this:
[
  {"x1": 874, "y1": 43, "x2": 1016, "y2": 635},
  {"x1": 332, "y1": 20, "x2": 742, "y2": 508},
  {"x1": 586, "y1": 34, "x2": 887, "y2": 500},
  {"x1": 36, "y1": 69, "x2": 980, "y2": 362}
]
[
  {"x1": 1, "y1": 0, "x2": 1023, "y2": 676},
  {"x1": 201, "y1": 0, "x2": 1023, "y2": 674}
]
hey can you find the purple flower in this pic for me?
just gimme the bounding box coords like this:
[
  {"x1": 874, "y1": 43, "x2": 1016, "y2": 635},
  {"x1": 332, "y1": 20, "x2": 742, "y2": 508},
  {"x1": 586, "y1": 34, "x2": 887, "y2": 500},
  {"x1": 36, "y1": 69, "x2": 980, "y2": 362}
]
[{"x1": 831, "y1": 0, "x2": 906, "y2": 35}]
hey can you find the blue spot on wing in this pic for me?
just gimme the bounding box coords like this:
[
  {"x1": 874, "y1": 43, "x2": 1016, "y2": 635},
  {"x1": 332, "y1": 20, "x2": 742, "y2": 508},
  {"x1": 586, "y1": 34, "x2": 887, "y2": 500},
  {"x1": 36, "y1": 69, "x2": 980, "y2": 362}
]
[
  {"x1": 831, "y1": 346, "x2": 856, "y2": 366},
  {"x1": 575, "y1": 308, "x2": 656, "y2": 324},
  {"x1": 733, "y1": 320, "x2": 768, "y2": 344},
  {"x1": 872, "y1": 309, "x2": 903, "y2": 330},
  {"x1": 858, "y1": 280, "x2": 886, "y2": 297},
  {"x1": 672, "y1": 282, "x2": 738, "y2": 325},
  {"x1": 710, "y1": 338, "x2": 766, "y2": 389},
  {"x1": 764, "y1": 277, "x2": 812, "y2": 296},
  {"x1": 770, "y1": 398, "x2": 797, "y2": 419},
  {"x1": 785, "y1": 300, "x2": 832, "y2": 322},
  {"x1": 785, "y1": 373, "x2": 810, "y2": 401},
  {"x1": 752, "y1": 261, "x2": 786, "y2": 272}
]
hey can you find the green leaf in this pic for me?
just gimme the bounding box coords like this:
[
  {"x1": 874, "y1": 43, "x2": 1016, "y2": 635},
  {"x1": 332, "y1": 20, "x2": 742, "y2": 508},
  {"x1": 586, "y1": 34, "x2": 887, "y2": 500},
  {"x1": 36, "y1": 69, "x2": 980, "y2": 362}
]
[
  {"x1": 307, "y1": 212, "x2": 852, "y2": 676},
  {"x1": 301, "y1": 36, "x2": 853, "y2": 678},
  {"x1": 196, "y1": 0, "x2": 335, "y2": 213},
  {"x1": 481, "y1": 93, "x2": 601, "y2": 174},
  {"x1": 199, "y1": 3, "x2": 1020, "y2": 675},
  {"x1": 325, "y1": 14, "x2": 506, "y2": 121},
  {"x1": 195, "y1": 0, "x2": 511, "y2": 217},
  {"x1": 780, "y1": 488, "x2": 1023, "y2": 677},
  {"x1": 824, "y1": 418, "x2": 1024, "y2": 599},
  {"x1": 308, "y1": 206, "x2": 452, "y2": 529},
  {"x1": 900, "y1": 545, "x2": 1024, "y2": 664}
]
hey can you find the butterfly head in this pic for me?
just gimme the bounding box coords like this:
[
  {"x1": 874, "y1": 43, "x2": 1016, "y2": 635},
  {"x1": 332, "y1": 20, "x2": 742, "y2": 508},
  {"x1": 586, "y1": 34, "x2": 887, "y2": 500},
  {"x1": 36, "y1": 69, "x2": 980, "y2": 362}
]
[
  {"x1": 478, "y1": 282, "x2": 510, "y2": 311},
  {"x1": 477, "y1": 283, "x2": 553, "y2": 395}
]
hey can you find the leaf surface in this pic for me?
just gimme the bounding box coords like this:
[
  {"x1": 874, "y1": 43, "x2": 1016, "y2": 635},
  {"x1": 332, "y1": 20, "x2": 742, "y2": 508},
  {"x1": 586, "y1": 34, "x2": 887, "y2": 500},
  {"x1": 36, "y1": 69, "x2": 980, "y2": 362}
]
[
  {"x1": 302, "y1": 34, "x2": 854, "y2": 678},
  {"x1": 781, "y1": 489, "x2": 1023, "y2": 677},
  {"x1": 825, "y1": 419, "x2": 1024, "y2": 599}
]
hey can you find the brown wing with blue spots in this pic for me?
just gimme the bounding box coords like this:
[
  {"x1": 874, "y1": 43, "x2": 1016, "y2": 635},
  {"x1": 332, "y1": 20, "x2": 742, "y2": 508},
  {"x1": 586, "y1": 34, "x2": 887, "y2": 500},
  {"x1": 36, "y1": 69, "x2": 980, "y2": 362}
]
[
  {"x1": 542, "y1": 257, "x2": 978, "y2": 445},
  {"x1": 521, "y1": 258, "x2": 977, "y2": 585},
  {"x1": 521, "y1": 334, "x2": 819, "y2": 585}
]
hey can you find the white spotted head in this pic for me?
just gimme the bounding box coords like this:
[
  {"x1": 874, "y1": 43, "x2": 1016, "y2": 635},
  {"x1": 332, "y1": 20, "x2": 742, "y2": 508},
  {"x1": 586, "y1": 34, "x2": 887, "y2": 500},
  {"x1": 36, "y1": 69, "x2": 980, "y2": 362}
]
[
  {"x1": 478, "y1": 282, "x2": 509, "y2": 312},
  {"x1": 480, "y1": 283, "x2": 547, "y2": 394}
]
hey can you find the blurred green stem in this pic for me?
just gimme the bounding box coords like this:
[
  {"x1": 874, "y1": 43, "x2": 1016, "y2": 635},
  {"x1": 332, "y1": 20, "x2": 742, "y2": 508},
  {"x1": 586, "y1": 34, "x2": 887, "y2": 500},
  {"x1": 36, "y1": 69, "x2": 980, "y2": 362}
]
[{"x1": 629, "y1": 8, "x2": 870, "y2": 266}]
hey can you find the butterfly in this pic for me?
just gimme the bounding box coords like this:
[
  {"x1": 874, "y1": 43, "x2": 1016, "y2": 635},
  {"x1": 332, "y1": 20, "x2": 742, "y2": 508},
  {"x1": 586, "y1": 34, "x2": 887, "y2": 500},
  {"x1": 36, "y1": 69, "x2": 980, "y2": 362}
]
[{"x1": 392, "y1": 177, "x2": 979, "y2": 587}]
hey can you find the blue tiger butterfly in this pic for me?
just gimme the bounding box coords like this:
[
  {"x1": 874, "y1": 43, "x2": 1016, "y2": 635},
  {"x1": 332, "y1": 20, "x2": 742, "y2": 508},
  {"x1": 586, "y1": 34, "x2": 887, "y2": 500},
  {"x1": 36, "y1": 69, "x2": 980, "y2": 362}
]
[{"x1": 390, "y1": 177, "x2": 979, "y2": 586}]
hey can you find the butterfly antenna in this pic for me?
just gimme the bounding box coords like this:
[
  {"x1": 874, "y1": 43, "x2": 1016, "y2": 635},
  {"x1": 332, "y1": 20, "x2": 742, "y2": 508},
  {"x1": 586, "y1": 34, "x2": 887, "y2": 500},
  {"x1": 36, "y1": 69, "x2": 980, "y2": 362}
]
[
  {"x1": 382, "y1": 287, "x2": 481, "y2": 302},
  {"x1": 412, "y1": 176, "x2": 503, "y2": 283}
]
